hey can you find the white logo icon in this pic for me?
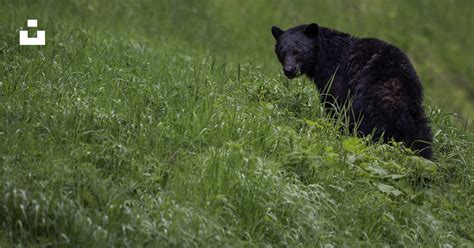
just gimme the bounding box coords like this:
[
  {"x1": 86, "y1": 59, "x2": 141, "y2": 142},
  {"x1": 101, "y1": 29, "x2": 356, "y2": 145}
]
[{"x1": 19, "y1": 19, "x2": 45, "y2": 46}]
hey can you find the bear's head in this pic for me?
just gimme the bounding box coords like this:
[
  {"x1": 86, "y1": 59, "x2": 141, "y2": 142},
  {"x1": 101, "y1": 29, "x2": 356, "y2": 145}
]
[{"x1": 271, "y1": 23, "x2": 319, "y2": 79}]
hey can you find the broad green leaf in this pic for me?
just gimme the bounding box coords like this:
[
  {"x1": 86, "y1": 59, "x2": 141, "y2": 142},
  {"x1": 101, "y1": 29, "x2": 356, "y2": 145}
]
[{"x1": 377, "y1": 183, "x2": 403, "y2": 196}]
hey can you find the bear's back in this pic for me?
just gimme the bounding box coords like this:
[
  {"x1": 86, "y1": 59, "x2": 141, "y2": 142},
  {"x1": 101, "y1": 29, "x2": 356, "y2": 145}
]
[{"x1": 344, "y1": 37, "x2": 422, "y2": 97}]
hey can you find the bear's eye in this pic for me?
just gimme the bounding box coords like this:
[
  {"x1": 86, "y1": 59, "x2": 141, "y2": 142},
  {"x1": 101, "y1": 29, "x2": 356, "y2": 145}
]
[{"x1": 289, "y1": 50, "x2": 299, "y2": 56}]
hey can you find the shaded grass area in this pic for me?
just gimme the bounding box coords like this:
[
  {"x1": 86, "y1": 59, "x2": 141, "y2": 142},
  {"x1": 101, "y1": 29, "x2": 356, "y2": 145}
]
[{"x1": 1, "y1": 0, "x2": 473, "y2": 246}]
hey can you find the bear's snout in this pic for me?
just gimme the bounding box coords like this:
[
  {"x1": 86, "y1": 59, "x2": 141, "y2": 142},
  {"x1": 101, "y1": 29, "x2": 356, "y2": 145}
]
[{"x1": 283, "y1": 65, "x2": 298, "y2": 79}]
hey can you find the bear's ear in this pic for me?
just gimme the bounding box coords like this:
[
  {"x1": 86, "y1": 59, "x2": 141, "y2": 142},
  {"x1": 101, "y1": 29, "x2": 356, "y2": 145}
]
[
  {"x1": 304, "y1": 23, "x2": 319, "y2": 38},
  {"x1": 271, "y1": 26, "x2": 284, "y2": 40}
]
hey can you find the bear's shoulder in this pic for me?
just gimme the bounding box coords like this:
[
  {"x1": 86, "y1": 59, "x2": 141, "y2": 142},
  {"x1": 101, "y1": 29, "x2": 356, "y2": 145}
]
[
  {"x1": 352, "y1": 37, "x2": 394, "y2": 52},
  {"x1": 347, "y1": 37, "x2": 408, "y2": 65}
]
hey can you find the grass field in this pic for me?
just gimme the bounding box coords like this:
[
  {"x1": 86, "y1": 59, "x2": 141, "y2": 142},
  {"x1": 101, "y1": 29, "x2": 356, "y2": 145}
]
[{"x1": 1, "y1": 0, "x2": 473, "y2": 246}]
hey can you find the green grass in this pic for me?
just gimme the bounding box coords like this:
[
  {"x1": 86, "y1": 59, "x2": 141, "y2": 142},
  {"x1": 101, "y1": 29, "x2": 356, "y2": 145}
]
[{"x1": 1, "y1": 0, "x2": 473, "y2": 246}]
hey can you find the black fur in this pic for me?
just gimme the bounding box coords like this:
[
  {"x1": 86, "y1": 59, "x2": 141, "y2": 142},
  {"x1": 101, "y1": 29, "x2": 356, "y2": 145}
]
[{"x1": 271, "y1": 23, "x2": 433, "y2": 159}]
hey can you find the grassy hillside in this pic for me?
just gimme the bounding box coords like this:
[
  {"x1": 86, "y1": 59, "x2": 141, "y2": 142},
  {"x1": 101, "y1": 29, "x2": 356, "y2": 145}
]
[{"x1": 1, "y1": 0, "x2": 473, "y2": 246}]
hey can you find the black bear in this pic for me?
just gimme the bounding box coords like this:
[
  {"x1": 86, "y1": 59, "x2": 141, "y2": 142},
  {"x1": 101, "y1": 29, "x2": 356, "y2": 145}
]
[{"x1": 271, "y1": 23, "x2": 433, "y2": 159}]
